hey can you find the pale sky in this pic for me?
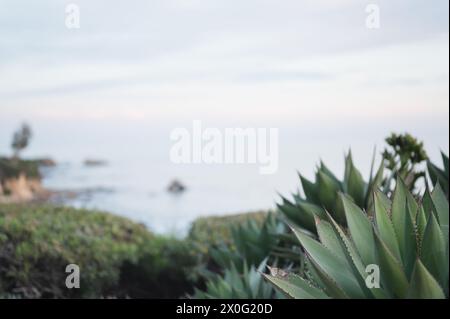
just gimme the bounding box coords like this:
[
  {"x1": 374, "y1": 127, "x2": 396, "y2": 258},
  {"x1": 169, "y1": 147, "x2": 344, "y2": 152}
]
[{"x1": 0, "y1": 0, "x2": 448, "y2": 124}]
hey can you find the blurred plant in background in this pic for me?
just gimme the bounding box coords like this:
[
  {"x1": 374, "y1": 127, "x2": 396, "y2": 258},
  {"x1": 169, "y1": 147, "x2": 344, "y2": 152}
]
[
  {"x1": 382, "y1": 133, "x2": 428, "y2": 193},
  {"x1": 208, "y1": 214, "x2": 283, "y2": 271},
  {"x1": 0, "y1": 204, "x2": 198, "y2": 298},
  {"x1": 11, "y1": 123, "x2": 32, "y2": 160},
  {"x1": 191, "y1": 213, "x2": 287, "y2": 298},
  {"x1": 192, "y1": 261, "x2": 283, "y2": 299}
]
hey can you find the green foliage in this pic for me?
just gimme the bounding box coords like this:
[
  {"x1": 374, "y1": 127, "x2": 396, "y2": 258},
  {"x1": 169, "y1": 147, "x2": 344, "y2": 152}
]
[
  {"x1": 265, "y1": 180, "x2": 449, "y2": 299},
  {"x1": 188, "y1": 211, "x2": 268, "y2": 250},
  {"x1": 188, "y1": 211, "x2": 271, "y2": 272},
  {"x1": 427, "y1": 152, "x2": 449, "y2": 197},
  {"x1": 117, "y1": 236, "x2": 199, "y2": 298},
  {"x1": 0, "y1": 157, "x2": 41, "y2": 180},
  {"x1": 192, "y1": 261, "x2": 282, "y2": 299},
  {"x1": 192, "y1": 213, "x2": 289, "y2": 299},
  {"x1": 208, "y1": 213, "x2": 284, "y2": 271},
  {"x1": 0, "y1": 204, "x2": 198, "y2": 298},
  {"x1": 382, "y1": 133, "x2": 428, "y2": 192},
  {"x1": 277, "y1": 151, "x2": 384, "y2": 233}
]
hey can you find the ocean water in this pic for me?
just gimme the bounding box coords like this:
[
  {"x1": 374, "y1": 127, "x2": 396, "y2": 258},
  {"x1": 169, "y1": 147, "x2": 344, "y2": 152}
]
[{"x1": 1, "y1": 118, "x2": 448, "y2": 235}]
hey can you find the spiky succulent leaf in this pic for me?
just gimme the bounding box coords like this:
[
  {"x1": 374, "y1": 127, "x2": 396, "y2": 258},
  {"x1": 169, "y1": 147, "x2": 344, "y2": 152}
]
[
  {"x1": 315, "y1": 218, "x2": 349, "y2": 265},
  {"x1": 427, "y1": 152, "x2": 449, "y2": 197},
  {"x1": 431, "y1": 183, "x2": 449, "y2": 228},
  {"x1": 341, "y1": 194, "x2": 376, "y2": 266},
  {"x1": 321, "y1": 212, "x2": 387, "y2": 299},
  {"x1": 193, "y1": 261, "x2": 280, "y2": 299},
  {"x1": 365, "y1": 162, "x2": 385, "y2": 210},
  {"x1": 374, "y1": 190, "x2": 402, "y2": 262},
  {"x1": 316, "y1": 170, "x2": 342, "y2": 218},
  {"x1": 277, "y1": 198, "x2": 316, "y2": 233},
  {"x1": 344, "y1": 152, "x2": 367, "y2": 208},
  {"x1": 391, "y1": 178, "x2": 418, "y2": 277},
  {"x1": 373, "y1": 233, "x2": 409, "y2": 298},
  {"x1": 264, "y1": 268, "x2": 328, "y2": 299},
  {"x1": 421, "y1": 211, "x2": 448, "y2": 291},
  {"x1": 319, "y1": 161, "x2": 342, "y2": 188},
  {"x1": 299, "y1": 174, "x2": 320, "y2": 205},
  {"x1": 291, "y1": 227, "x2": 366, "y2": 298},
  {"x1": 407, "y1": 259, "x2": 446, "y2": 299}
]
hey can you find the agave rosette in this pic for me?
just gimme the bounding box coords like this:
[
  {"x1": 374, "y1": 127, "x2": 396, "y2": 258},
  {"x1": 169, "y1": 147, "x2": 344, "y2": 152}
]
[{"x1": 266, "y1": 180, "x2": 449, "y2": 299}]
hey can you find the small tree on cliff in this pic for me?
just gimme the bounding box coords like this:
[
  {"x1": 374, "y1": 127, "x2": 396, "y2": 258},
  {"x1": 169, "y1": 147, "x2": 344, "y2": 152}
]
[{"x1": 11, "y1": 123, "x2": 32, "y2": 159}]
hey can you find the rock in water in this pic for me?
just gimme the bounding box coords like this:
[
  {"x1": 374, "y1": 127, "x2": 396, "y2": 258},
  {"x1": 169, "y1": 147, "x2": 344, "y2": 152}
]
[
  {"x1": 167, "y1": 179, "x2": 186, "y2": 194},
  {"x1": 83, "y1": 159, "x2": 107, "y2": 167}
]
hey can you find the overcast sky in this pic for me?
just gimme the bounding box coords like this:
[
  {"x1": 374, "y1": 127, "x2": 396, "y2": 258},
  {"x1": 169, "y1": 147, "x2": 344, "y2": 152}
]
[{"x1": 0, "y1": 0, "x2": 448, "y2": 124}]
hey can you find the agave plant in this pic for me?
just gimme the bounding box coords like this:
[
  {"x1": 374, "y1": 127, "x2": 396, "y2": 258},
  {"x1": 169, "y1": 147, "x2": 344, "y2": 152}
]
[
  {"x1": 209, "y1": 213, "x2": 284, "y2": 271},
  {"x1": 192, "y1": 261, "x2": 282, "y2": 299},
  {"x1": 265, "y1": 180, "x2": 449, "y2": 299},
  {"x1": 428, "y1": 152, "x2": 449, "y2": 197},
  {"x1": 192, "y1": 214, "x2": 287, "y2": 299},
  {"x1": 277, "y1": 151, "x2": 384, "y2": 233}
]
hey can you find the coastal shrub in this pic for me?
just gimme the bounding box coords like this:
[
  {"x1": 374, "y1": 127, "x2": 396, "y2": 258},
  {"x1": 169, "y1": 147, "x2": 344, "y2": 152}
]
[
  {"x1": 0, "y1": 158, "x2": 41, "y2": 180},
  {"x1": 0, "y1": 204, "x2": 198, "y2": 298},
  {"x1": 118, "y1": 236, "x2": 199, "y2": 298}
]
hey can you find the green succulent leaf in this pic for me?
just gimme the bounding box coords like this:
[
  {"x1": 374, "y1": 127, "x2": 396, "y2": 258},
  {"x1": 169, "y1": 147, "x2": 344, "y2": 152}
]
[
  {"x1": 344, "y1": 152, "x2": 367, "y2": 208},
  {"x1": 431, "y1": 183, "x2": 449, "y2": 228},
  {"x1": 299, "y1": 174, "x2": 320, "y2": 205},
  {"x1": 366, "y1": 162, "x2": 385, "y2": 210},
  {"x1": 319, "y1": 161, "x2": 342, "y2": 188},
  {"x1": 306, "y1": 256, "x2": 349, "y2": 299},
  {"x1": 264, "y1": 269, "x2": 328, "y2": 299},
  {"x1": 420, "y1": 212, "x2": 448, "y2": 292},
  {"x1": 407, "y1": 259, "x2": 446, "y2": 299},
  {"x1": 374, "y1": 190, "x2": 402, "y2": 263},
  {"x1": 315, "y1": 218, "x2": 349, "y2": 265},
  {"x1": 291, "y1": 226, "x2": 366, "y2": 298},
  {"x1": 415, "y1": 206, "x2": 428, "y2": 243},
  {"x1": 341, "y1": 194, "x2": 376, "y2": 266},
  {"x1": 428, "y1": 159, "x2": 449, "y2": 196},
  {"x1": 277, "y1": 199, "x2": 316, "y2": 233},
  {"x1": 324, "y1": 212, "x2": 388, "y2": 299},
  {"x1": 391, "y1": 178, "x2": 418, "y2": 277},
  {"x1": 374, "y1": 233, "x2": 409, "y2": 298},
  {"x1": 442, "y1": 152, "x2": 449, "y2": 176},
  {"x1": 316, "y1": 171, "x2": 341, "y2": 215}
]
